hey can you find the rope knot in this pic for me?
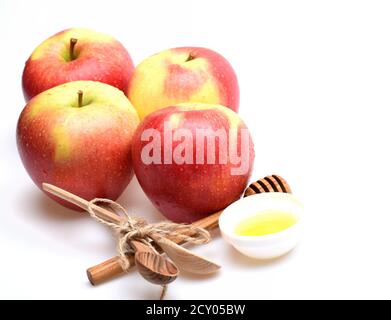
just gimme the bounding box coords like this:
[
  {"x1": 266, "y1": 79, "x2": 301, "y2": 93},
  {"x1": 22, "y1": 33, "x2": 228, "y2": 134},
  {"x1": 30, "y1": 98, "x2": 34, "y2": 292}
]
[{"x1": 118, "y1": 217, "x2": 149, "y2": 239}]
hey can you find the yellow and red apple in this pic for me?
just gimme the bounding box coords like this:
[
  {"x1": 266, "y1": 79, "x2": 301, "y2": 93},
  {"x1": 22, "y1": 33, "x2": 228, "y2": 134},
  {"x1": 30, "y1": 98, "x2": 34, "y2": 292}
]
[
  {"x1": 17, "y1": 81, "x2": 139, "y2": 210},
  {"x1": 131, "y1": 103, "x2": 254, "y2": 223},
  {"x1": 128, "y1": 47, "x2": 239, "y2": 120},
  {"x1": 22, "y1": 28, "x2": 134, "y2": 101}
]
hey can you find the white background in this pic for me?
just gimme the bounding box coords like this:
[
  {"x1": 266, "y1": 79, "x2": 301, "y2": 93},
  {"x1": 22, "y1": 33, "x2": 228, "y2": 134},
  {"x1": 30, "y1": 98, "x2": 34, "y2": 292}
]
[{"x1": 1, "y1": 0, "x2": 391, "y2": 299}]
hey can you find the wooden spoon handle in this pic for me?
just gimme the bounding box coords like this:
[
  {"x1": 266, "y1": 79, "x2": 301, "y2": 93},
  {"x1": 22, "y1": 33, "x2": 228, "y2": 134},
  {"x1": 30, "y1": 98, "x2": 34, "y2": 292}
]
[{"x1": 42, "y1": 183, "x2": 122, "y2": 224}]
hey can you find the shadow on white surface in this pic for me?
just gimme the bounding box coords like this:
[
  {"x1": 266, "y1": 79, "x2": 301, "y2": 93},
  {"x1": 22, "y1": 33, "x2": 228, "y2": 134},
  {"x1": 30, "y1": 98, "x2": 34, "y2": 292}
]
[
  {"x1": 177, "y1": 268, "x2": 222, "y2": 282},
  {"x1": 118, "y1": 270, "x2": 164, "y2": 300},
  {"x1": 25, "y1": 189, "x2": 86, "y2": 221},
  {"x1": 14, "y1": 185, "x2": 116, "y2": 256},
  {"x1": 224, "y1": 244, "x2": 299, "y2": 268}
]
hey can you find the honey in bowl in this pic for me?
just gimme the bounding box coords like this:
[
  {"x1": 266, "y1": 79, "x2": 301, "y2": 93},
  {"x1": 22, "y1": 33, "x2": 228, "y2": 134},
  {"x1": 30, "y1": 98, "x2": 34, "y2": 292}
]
[{"x1": 235, "y1": 210, "x2": 298, "y2": 237}]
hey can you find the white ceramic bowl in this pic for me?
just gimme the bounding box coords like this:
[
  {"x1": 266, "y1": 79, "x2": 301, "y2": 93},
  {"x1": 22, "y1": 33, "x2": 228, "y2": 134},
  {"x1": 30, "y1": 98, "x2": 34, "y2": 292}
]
[{"x1": 219, "y1": 192, "x2": 304, "y2": 260}]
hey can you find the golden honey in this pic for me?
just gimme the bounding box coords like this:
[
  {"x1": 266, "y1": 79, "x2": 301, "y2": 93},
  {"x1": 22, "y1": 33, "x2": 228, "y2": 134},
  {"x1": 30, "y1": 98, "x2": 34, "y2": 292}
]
[{"x1": 235, "y1": 210, "x2": 297, "y2": 237}]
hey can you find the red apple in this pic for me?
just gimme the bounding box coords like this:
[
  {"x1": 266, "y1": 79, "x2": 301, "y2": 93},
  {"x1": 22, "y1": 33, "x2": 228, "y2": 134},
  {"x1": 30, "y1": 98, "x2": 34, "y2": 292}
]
[
  {"x1": 17, "y1": 81, "x2": 140, "y2": 210},
  {"x1": 22, "y1": 28, "x2": 134, "y2": 101},
  {"x1": 128, "y1": 47, "x2": 239, "y2": 120},
  {"x1": 132, "y1": 103, "x2": 254, "y2": 223}
]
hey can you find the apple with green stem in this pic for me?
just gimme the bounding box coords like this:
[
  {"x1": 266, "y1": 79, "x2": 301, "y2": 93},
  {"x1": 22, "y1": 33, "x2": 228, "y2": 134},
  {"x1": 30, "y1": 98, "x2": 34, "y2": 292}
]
[
  {"x1": 22, "y1": 28, "x2": 134, "y2": 101},
  {"x1": 128, "y1": 47, "x2": 239, "y2": 120},
  {"x1": 17, "y1": 81, "x2": 139, "y2": 210}
]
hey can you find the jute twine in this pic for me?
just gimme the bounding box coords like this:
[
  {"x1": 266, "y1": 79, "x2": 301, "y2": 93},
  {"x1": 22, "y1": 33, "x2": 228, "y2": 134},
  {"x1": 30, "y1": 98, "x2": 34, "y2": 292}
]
[{"x1": 86, "y1": 198, "x2": 211, "y2": 299}]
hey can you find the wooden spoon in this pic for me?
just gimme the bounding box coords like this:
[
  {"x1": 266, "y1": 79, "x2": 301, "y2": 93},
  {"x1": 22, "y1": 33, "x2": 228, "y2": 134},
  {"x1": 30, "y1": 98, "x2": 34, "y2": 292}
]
[
  {"x1": 132, "y1": 240, "x2": 179, "y2": 285},
  {"x1": 150, "y1": 234, "x2": 220, "y2": 275}
]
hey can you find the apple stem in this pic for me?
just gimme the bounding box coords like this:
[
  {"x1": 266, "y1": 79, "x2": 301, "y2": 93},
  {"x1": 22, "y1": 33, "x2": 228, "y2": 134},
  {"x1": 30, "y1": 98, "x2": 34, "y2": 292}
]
[
  {"x1": 70, "y1": 38, "x2": 78, "y2": 60},
  {"x1": 77, "y1": 90, "x2": 83, "y2": 108},
  {"x1": 185, "y1": 53, "x2": 195, "y2": 62}
]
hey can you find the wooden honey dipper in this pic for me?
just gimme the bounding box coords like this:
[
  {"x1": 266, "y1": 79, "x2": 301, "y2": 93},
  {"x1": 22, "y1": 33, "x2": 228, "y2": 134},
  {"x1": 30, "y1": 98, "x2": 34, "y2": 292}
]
[
  {"x1": 86, "y1": 174, "x2": 291, "y2": 285},
  {"x1": 244, "y1": 174, "x2": 291, "y2": 197}
]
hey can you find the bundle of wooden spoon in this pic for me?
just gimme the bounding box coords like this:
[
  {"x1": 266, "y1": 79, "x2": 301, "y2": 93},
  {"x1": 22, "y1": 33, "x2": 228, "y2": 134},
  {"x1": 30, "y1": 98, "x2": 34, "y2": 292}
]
[{"x1": 42, "y1": 174, "x2": 291, "y2": 290}]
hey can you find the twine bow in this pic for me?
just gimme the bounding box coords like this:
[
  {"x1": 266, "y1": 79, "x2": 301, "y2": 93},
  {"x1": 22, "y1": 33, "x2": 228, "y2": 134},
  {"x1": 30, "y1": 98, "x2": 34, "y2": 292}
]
[{"x1": 86, "y1": 198, "x2": 211, "y2": 271}]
